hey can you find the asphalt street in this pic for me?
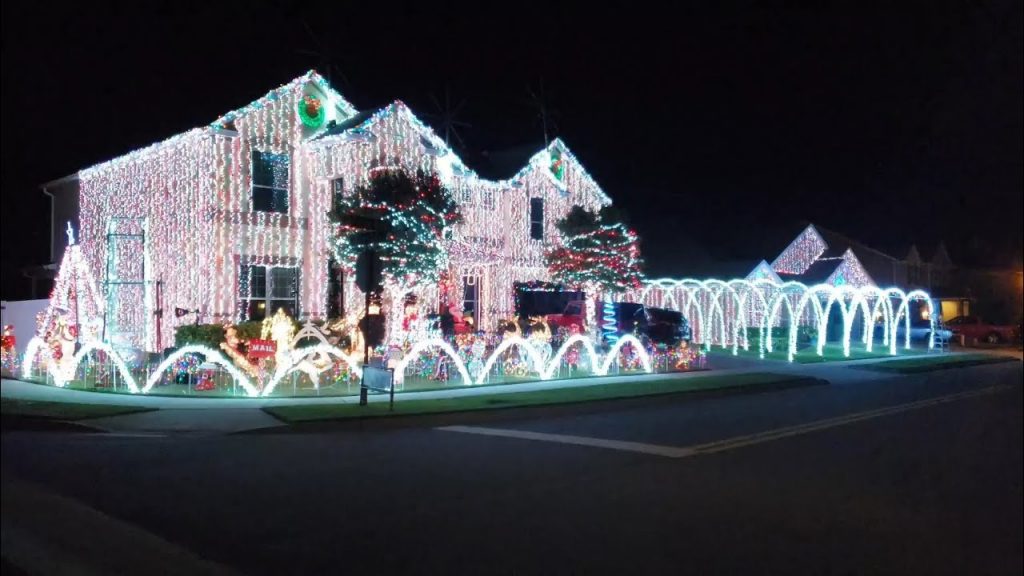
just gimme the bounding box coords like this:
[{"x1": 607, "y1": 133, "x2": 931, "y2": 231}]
[{"x1": 3, "y1": 360, "x2": 1022, "y2": 575}]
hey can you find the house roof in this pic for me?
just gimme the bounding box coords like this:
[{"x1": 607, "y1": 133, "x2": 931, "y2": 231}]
[
  {"x1": 309, "y1": 100, "x2": 612, "y2": 204},
  {"x1": 779, "y1": 258, "x2": 843, "y2": 285},
  {"x1": 71, "y1": 70, "x2": 613, "y2": 206},
  {"x1": 212, "y1": 70, "x2": 357, "y2": 129},
  {"x1": 797, "y1": 223, "x2": 899, "y2": 286}
]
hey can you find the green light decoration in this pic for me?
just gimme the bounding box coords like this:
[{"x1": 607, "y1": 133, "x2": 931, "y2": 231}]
[
  {"x1": 549, "y1": 149, "x2": 565, "y2": 181},
  {"x1": 298, "y1": 94, "x2": 326, "y2": 128},
  {"x1": 330, "y1": 168, "x2": 463, "y2": 291},
  {"x1": 544, "y1": 205, "x2": 644, "y2": 293}
]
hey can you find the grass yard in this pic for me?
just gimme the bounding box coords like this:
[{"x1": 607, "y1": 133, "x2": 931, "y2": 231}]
[
  {"x1": 852, "y1": 353, "x2": 1019, "y2": 374},
  {"x1": 0, "y1": 398, "x2": 155, "y2": 421},
  {"x1": 264, "y1": 371, "x2": 824, "y2": 423},
  {"x1": 26, "y1": 365, "x2": 671, "y2": 399},
  {"x1": 707, "y1": 341, "x2": 927, "y2": 364}
]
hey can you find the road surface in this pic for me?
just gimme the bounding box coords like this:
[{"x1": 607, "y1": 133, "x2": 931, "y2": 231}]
[{"x1": 3, "y1": 360, "x2": 1021, "y2": 575}]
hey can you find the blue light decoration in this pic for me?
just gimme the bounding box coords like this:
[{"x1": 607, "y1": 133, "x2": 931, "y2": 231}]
[{"x1": 601, "y1": 300, "x2": 618, "y2": 344}]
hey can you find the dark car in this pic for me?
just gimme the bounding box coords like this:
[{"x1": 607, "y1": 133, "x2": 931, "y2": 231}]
[
  {"x1": 598, "y1": 302, "x2": 691, "y2": 346},
  {"x1": 643, "y1": 307, "x2": 692, "y2": 346}
]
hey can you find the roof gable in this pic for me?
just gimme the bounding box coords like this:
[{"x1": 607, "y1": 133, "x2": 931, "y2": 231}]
[
  {"x1": 931, "y1": 242, "x2": 953, "y2": 268},
  {"x1": 309, "y1": 105, "x2": 612, "y2": 205},
  {"x1": 826, "y1": 249, "x2": 876, "y2": 288},
  {"x1": 212, "y1": 70, "x2": 357, "y2": 130},
  {"x1": 906, "y1": 244, "x2": 922, "y2": 264},
  {"x1": 771, "y1": 224, "x2": 828, "y2": 274},
  {"x1": 746, "y1": 260, "x2": 783, "y2": 283}
]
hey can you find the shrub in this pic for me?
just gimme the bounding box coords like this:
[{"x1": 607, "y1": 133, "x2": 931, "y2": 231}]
[{"x1": 174, "y1": 324, "x2": 227, "y2": 349}]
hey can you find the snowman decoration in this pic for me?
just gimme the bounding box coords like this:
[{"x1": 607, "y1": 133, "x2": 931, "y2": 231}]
[{"x1": 467, "y1": 338, "x2": 487, "y2": 381}]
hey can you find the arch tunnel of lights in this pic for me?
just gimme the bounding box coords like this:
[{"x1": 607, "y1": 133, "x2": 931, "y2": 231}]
[{"x1": 631, "y1": 278, "x2": 937, "y2": 361}]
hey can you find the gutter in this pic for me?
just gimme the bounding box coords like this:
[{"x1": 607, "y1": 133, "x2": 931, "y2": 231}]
[
  {"x1": 40, "y1": 184, "x2": 54, "y2": 264},
  {"x1": 39, "y1": 173, "x2": 78, "y2": 265}
]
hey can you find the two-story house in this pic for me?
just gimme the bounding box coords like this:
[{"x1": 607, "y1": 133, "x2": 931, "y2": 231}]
[{"x1": 44, "y1": 71, "x2": 611, "y2": 352}]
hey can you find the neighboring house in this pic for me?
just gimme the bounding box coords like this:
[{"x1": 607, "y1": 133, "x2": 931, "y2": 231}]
[
  {"x1": 766, "y1": 224, "x2": 878, "y2": 288},
  {"x1": 753, "y1": 223, "x2": 990, "y2": 323},
  {"x1": 40, "y1": 71, "x2": 611, "y2": 352}
]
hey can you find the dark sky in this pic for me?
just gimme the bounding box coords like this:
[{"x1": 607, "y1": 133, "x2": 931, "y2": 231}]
[{"x1": 2, "y1": 0, "x2": 1021, "y2": 298}]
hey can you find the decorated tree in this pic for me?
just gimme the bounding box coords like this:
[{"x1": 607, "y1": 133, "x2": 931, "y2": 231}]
[
  {"x1": 545, "y1": 205, "x2": 644, "y2": 292},
  {"x1": 331, "y1": 168, "x2": 461, "y2": 341},
  {"x1": 331, "y1": 168, "x2": 462, "y2": 290},
  {"x1": 545, "y1": 206, "x2": 644, "y2": 330}
]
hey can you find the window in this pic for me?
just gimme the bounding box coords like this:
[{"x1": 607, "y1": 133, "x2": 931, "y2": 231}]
[
  {"x1": 327, "y1": 262, "x2": 344, "y2": 318},
  {"x1": 330, "y1": 177, "x2": 344, "y2": 216},
  {"x1": 462, "y1": 275, "x2": 480, "y2": 326},
  {"x1": 529, "y1": 197, "x2": 544, "y2": 240},
  {"x1": 251, "y1": 151, "x2": 290, "y2": 213},
  {"x1": 481, "y1": 189, "x2": 496, "y2": 210},
  {"x1": 240, "y1": 265, "x2": 299, "y2": 321}
]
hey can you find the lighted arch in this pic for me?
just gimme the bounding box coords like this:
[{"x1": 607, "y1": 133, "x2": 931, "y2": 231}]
[
  {"x1": 476, "y1": 336, "x2": 548, "y2": 384},
  {"x1": 597, "y1": 334, "x2": 653, "y2": 376},
  {"x1": 21, "y1": 336, "x2": 57, "y2": 381},
  {"x1": 263, "y1": 344, "x2": 364, "y2": 396},
  {"x1": 764, "y1": 291, "x2": 798, "y2": 357},
  {"x1": 790, "y1": 284, "x2": 835, "y2": 358},
  {"x1": 541, "y1": 334, "x2": 600, "y2": 380},
  {"x1": 395, "y1": 338, "x2": 474, "y2": 386},
  {"x1": 67, "y1": 341, "x2": 140, "y2": 393},
  {"x1": 144, "y1": 345, "x2": 259, "y2": 397},
  {"x1": 892, "y1": 289, "x2": 936, "y2": 352}
]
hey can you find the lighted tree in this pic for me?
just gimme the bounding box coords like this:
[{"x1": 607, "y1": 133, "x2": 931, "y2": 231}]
[
  {"x1": 545, "y1": 205, "x2": 644, "y2": 295},
  {"x1": 331, "y1": 168, "x2": 462, "y2": 290}
]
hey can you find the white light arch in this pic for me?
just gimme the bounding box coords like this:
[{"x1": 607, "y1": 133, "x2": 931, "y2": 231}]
[
  {"x1": 477, "y1": 336, "x2": 548, "y2": 384},
  {"x1": 395, "y1": 338, "x2": 474, "y2": 386},
  {"x1": 144, "y1": 345, "x2": 259, "y2": 397},
  {"x1": 263, "y1": 344, "x2": 364, "y2": 396}
]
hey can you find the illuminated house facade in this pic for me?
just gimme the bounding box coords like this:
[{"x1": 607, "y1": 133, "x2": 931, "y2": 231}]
[{"x1": 56, "y1": 72, "x2": 611, "y2": 352}]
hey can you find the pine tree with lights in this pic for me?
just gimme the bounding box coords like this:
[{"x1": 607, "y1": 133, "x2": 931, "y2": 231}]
[
  {"x1": 545, "y1": 205, "x2": 644, "y2": 293},
  {"x1": 331, "y1": 168, "x2": 462, "y2": 291}
]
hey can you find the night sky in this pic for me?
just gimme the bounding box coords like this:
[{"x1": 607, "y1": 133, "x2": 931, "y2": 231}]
[{"x1": 2, "y1": 0, "x2": 1021, "y2": 299}]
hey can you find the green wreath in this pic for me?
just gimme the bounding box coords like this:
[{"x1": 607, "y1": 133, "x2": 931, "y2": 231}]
[
  {"x1": 298, "y1": 95, "x2": 326, "y2": 128},
  {"x1": 550, "y1": 149, "x2": 565, "y2": 182}
]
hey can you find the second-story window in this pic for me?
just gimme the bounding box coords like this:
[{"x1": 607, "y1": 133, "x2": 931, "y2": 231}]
[
  {"x1": 251, "y1": 151, "x2": 290, "y2": 213},
  {"x1": 331, "y1": 177, "x2": 345, "y2": 216},
  {"x1": 529, "y1": 197, "x2": 544, "y2": 240}
]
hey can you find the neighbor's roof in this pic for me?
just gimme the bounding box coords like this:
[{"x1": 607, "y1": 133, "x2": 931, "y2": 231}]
[{"x1": 779, "y1": 258, "x2": 843, "y2": 284}]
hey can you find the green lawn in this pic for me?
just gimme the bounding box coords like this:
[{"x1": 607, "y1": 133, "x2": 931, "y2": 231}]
[
  {"x1": 852, "y1": 353, "x2": 1019, "y2": 374},
  {"x1": 706, "y1": 341, "x2": 926, "y2": 364},
  {"x1": 264, "y1": 372, "x2": 824, "y2": 423},
  {"x1": 0, "y1": 398, "x2": 155, "y2": 421},
  {"x1": 30, "y1": 366, "x2": 668, "y2": 399}
]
